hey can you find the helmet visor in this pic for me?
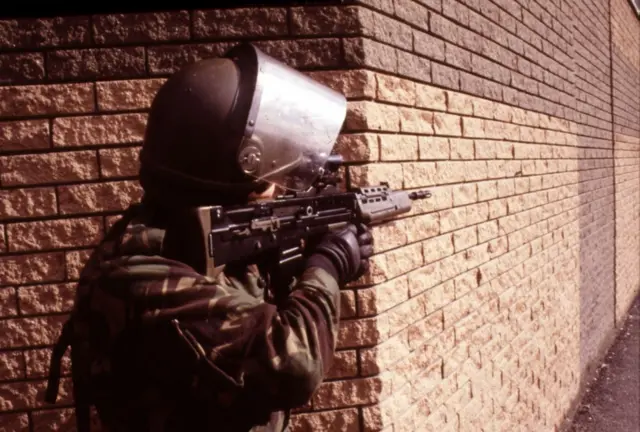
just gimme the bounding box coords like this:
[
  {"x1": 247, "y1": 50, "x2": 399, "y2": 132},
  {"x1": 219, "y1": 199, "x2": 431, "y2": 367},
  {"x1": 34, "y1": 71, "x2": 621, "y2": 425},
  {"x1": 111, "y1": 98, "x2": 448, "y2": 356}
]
[{"x1": 237, "y1": 47, "x2": 347, "y2": 192}]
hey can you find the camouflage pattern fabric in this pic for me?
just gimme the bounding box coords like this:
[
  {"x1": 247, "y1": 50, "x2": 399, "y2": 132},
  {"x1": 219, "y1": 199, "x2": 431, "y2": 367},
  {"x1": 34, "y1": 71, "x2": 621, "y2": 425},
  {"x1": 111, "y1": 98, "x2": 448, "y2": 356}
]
[{"x1": 45, "y1": 203, "x2": 341, "y2": 432}]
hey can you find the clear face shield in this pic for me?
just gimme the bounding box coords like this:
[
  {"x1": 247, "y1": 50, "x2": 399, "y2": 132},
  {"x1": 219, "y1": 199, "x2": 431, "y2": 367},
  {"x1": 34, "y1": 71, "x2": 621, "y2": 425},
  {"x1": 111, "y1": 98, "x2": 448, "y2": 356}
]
[{"x1": 226, "y1": 44, "x2": 348, "y2": 192}]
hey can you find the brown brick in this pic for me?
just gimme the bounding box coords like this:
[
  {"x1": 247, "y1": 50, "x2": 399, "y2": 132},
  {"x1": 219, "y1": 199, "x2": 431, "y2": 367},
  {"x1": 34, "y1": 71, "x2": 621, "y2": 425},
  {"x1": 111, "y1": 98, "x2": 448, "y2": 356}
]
[
  {"x1": 344, "y1": 37, "x2": 398, "y2": 72},
  {"x1": 0, "y1": 315, "x2": 67, "y2": 349},
  {"x1": 194, "y1": 8, "x2": 287, "y2": 38},
  {"x1": 0, "y1": 187, "x2": 57, "y2": 221},
  {"x1": 445, "y1": 43, "x2": 472, "y2": 70},
  {"x1": 0, "y1": 252, "x2": 64, "y2": 285},
  {"x1": 0, "y1": 52, "x2": 45, "y2": 84},
  {"x1": 420, "y1": 136, "x2": 450, "y2": 159},
  {"x1": 65, "y1": 249, "x2": 92, "y2": 280},
  {"x1": 312, "y1": 376, "x2": 388, "y2": 409},
  {"x1": 99, "y1": 146, "x2": 141, "y2": 178},
  {"x1": 17, "y1": 283, "x2": 75, "y2": 315},
  {"x1": 290, "y1": 408, "x2": 359, "y2": 432},
  {"x1": 399, "y1": 108, "x2": 434, "y2": 134},
  {"x1": 253, "y1": 39, "x2": 343, "y2": 69},
  {"x1": 432, "y1": 63, "x2": 460, "y2": 89},
  {"x1": 460, "y1": 71, "x2": 485, "y2": 97},
  {"x1": 0, "y1": 350, "x2": 24, "y2": 380},
  {"x1": 0, "y1": 413, "x2": 28, "y2": 430},
  {"x1": 0, "y1": 225, "x2": 5, "y2": 252},
  {"x1": 395, "y1": 0, "x2": 430, "y2": 29},
  {"x1": 31, "y1": 408, "x2": 77, "y2": 431},
  {"x1": 25, "y1": 348, "x2": 70, "y2": 379},
  {"x1": 380, "y1": 134, "x2": 419, "y2": 160},
  {"x1": 334, "y1": 133, "x2": 379, "y2": 162},
  {"x1": 58, "y1": 181, "x2": 142, "y2": 214},
  {"x1": 414, "y1": 31, "x2": 446, "y2": 62},
  {"x1": 7, "y1": 217, "x2": 103, "y2": 252},
  {"x1": 0, "y1": 287, "x2": 17, "y2": 317},
  {"x1": 47, "y1": 47, "x2": 146, "y2": 80},
  {"x1": 0, "y1": 120, "x2": 49, "y2": 153},
  {"x1": 346, "y1": 101, "x2": 400, "y2": 132},
  {"x1": 397, "y1": 50, "x2": 432, "y2": 83},
  {"x1": 148, "y1": 43, "x2": 233, "y2": 75},
  {"x1": 0, "y1": 151, "x2": 98, "y2": 186},
  {"x1": 0, "y1": 16, "x2": 89, "y2": 49},
  {"x1": 371, "y1": 11, "x2": 413, "y2": 50},
  {"x1": 97, "y1": 79, "x2": 166, "y2": 111},
  {"x1": 93, "y1": 11, "x2": 190, "y2": 44},
  {"x1": 326, "y1": 350, "x2": 359, "y2": 380},
  {"x1": 0, "y1": 378, "x2": 72, "y2": 411},
  {"x1": 416, "y1": 84, "x2": 447, "y2": 110},
  {"x1": 291, "y1": 6, "x2": 362, "y2": 35},
  {"x1": 433, "y1": 112, "x2": 462, "y2": 136},
  {"x1": 53, "y1": 113, "x2": 146, "y2": 147},
  {"x1": 349, "y1": 163, "x2": 404, "y2": 191},
  {"x1": 306, "y1": 69, "x2": 377, "y2": 99},
  {"x1": 403, "y1": 161, "x2": 437, "y2": 188},
  {"x1": 0, "y1": 83, "x2": 94, "y2": 117},
  {"x1": 376, "y1": 74, "x2": 416, "y2": 105}
]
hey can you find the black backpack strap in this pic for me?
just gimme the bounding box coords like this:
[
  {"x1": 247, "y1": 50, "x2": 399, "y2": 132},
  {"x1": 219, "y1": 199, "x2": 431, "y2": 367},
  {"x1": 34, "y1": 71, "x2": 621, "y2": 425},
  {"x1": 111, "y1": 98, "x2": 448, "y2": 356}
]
[{"x1": 44, "y1": 319, "x2": 74, "y2": 404}]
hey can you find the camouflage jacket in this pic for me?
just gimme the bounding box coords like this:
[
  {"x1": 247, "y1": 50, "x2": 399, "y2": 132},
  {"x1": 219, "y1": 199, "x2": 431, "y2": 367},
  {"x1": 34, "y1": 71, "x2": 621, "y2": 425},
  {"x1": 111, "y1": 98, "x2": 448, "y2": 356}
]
[{"x1": 45, "y1": 203, "x2": 341, "y2": 432}]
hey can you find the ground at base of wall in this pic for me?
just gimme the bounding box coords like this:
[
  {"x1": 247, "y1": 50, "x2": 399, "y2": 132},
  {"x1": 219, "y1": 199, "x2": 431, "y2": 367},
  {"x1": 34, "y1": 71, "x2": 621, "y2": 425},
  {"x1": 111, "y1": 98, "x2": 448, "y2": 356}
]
[{"x1": 568, "y1": 293, "x2": 640, "y2": 432}]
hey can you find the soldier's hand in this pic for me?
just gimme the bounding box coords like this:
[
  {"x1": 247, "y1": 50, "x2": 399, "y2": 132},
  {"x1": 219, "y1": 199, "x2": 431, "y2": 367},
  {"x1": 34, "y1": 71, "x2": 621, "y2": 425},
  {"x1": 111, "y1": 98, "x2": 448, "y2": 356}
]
[{"x1": 309, "y1": 224, "x2": 374, "y2": 284}]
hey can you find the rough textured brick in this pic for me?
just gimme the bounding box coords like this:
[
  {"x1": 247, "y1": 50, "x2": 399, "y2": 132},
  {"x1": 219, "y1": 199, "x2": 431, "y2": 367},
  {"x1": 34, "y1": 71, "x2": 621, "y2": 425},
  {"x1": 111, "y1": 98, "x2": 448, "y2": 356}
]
[
  {"x1": 0, "y1": 52, "x2": 44, "y2": 84},
  {"x1": 65, "y1": 249, "x2": 92, "y2": 281},
  {"x1": 99, "y1": 146, "x2": 141, "y2": 178},
  {"x1": 414, "y1": 31, "x2": 446, "y2": 62},
  {"x1": 290, "y1": 408, "x2": 359, "y2": 432},
  {"x1": 346, "y1": 101, "x2": 400, "y2": 132},
  {"x1": 291, "y1": 6, "x2": 362, "y2": 35},
  {"x1": 0, "y1": 188, "x2": 57, "y2": 221},
  {"x1": 47, "y1": 47, "x2": 146, "y2": 80},
  {"x1": 253, "y1": 39, "x2": 343, "y2": 69},
  {"x1": 307, "y1": 69, "x2": 377, "y2": 99},
  {"x1": 17, "y1": 283, "x2": 75, "y2": 315},
  {"x1": 6, "y1": 217, "x2": 103, "y2": 252},
  {"x1": 0, "y1": 287, "x2": 17, "y2": 317},
  {"x1": 0, "y1": 315, "x2": 67, "y2": 349},
  {"x1": 344, "y1": 37, "x2": 398, "y2": 72},
  {"x1": 377, "y1": 74, "x2": 416, "y2": 105},
  {"x1": 53, "y1": 113, "x2": 146, "y2": 147},
  {"x1": 0, "y1": 413, "x2": 29, "y2": 430},
  {"x1": 0, "y1": 120, "x2": 49, "y2": 153},
  {"x1": 0, "y1": 17, "x2": 89, "y2": 49},
  {"x1": 433, "y1": 113, "x2": 462, "y2": 136},
  {"x1": 93, "y1": 11, "x2": 190, "y2": 44},
  {"x1": 380, "y1": 134, "x2": 419, "y2": 160},
  {"x1": 194, "y1": 8, "x2": 288, "y2": 37},
  {"x1": 397, "y1": 50, "x2": 432, "y2": 83},
  {"x1": 0, "y1": 151, "x2": 98, "y2": 186},
  {"x1": 148, "y1": 43, "x2": 233, "y2": 75},
  {"x1": 0, "y1": 83, "x2": 94, "y2": 117},
  {"x1": 0, "y1": 253, "x2": 65, "y2": 285},
  {"x1": 58, "y1": 181, "x2": 143, "y2": 214},
  {"x1": 97, "y1": 79, "x2": 165, "y2": 111}
]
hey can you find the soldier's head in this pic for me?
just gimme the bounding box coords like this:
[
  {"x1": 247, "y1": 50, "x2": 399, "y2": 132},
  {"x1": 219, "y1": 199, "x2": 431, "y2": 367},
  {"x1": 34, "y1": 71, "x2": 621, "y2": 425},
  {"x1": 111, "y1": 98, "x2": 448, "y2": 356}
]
[{"x1": 138, "y1": 42, "x2": 347, "y2": 208}]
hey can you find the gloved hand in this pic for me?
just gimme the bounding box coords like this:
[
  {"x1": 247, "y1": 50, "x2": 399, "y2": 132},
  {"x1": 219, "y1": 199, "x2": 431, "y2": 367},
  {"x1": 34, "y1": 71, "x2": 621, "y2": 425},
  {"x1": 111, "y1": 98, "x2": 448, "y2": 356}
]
[{"x1": 307, "y1": 224, "x2": 374, "y2": 285}]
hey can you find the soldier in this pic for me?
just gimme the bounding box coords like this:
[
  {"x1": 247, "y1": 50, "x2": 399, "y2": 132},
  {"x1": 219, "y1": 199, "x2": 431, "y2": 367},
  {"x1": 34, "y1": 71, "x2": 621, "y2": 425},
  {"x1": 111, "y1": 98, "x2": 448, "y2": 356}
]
[{"x1": 45, "y1": 43, "x2": 373, "y2": 431}]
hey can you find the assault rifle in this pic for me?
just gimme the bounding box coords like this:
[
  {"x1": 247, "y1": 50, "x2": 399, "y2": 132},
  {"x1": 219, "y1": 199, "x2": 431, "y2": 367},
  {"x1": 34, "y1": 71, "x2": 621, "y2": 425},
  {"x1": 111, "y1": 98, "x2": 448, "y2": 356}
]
[{"x1": 163, "y1": 155, "x2": 432, "y2": 298}]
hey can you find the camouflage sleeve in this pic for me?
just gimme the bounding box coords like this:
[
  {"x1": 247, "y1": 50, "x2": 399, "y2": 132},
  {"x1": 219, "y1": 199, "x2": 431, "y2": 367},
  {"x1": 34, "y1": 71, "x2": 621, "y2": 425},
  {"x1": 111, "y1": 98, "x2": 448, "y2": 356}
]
[{"x1": 140, "y1": 262, "x2": 341, "y2": 410}]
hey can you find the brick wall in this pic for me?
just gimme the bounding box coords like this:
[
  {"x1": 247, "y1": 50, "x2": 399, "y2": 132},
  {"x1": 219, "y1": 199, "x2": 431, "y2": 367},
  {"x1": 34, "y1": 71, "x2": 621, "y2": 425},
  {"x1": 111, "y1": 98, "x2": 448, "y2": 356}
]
[
  {"x1": 611, "y1": 0, "x2": 640, "y2": 327},
  {"x1": 0, "y1": 1, "x2": 638, "y2": 431}
]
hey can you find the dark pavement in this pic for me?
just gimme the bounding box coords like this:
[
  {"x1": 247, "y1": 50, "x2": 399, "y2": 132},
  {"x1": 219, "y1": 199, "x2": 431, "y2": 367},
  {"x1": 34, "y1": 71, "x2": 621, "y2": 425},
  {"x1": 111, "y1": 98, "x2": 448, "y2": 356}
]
[{"x1": 569, "y1": 293, "x2": 640, "y2": 432}]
